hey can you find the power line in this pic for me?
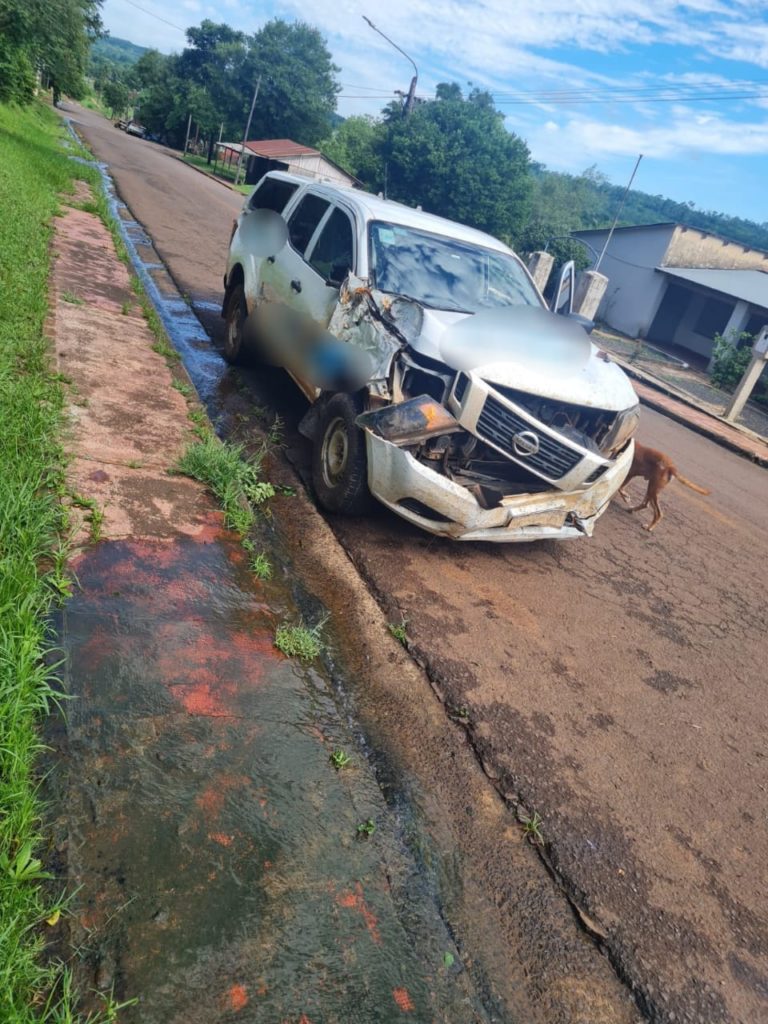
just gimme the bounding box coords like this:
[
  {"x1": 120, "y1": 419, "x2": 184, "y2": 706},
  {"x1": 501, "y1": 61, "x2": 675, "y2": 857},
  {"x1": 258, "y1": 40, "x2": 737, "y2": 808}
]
[
  {"x1": 112, "y1": 0, "x2": 186, "y2": 33},
  {"x1": 492, "y1": 90, "x2": 768, "y2": 105}
]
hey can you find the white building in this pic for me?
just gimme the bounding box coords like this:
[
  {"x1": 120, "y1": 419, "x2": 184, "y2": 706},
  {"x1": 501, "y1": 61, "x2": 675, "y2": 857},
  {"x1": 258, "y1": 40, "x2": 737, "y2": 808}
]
[
  {"x1": 572, "y1": 223, "x2": 768, "y2": 366},
  {"x1": 216, "y1": 138, "x2": 356, "y2": 188}
]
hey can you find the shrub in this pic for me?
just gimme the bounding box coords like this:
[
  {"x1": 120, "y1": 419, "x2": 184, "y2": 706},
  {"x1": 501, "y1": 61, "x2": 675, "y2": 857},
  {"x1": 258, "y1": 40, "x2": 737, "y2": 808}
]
[{"x1": 710, "y1": 331, "x2": 753, "y2": 392}]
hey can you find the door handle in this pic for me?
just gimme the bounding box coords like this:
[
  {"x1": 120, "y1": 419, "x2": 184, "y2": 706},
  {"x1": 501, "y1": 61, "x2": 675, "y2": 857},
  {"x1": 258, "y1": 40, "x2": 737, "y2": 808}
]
[{"x1": 290, "y1": 279, "x2": 302, "y2": 293}]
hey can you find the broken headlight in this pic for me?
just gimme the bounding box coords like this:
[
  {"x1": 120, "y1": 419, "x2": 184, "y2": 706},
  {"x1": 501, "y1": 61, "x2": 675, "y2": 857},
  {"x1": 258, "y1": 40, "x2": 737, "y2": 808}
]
[{"x1": 602, "y1": 404, "x2": 640, "y2": 455}]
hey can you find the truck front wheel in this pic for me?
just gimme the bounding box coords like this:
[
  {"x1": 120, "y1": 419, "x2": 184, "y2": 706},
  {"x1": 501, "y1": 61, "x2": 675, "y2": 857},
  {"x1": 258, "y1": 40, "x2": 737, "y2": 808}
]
[{"x1": 312, "y1": 393, "x2": 370, "y2": 515}]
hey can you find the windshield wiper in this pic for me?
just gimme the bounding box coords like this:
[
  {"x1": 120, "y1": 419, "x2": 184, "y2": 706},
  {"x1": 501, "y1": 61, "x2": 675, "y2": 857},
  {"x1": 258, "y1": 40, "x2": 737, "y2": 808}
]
[{"x1": 389, "y1": 292, "x2": 474, "y2": 315}]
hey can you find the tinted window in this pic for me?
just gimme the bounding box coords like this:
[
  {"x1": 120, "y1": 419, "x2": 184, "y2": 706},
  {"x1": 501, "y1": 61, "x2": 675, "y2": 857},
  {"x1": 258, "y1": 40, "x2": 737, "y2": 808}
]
[
  {"x1": 308, "y1": 207, "x2": 354, "y2": 282},
  {"x1": 248, "y1": 177, "x2": 298, "y2": 213},
  {"x1": 288, "y1": 194, "x2": 330, "y2": 254},
  {"x1": 369, "y1": 221, "x2": 540, "y2": 313}
]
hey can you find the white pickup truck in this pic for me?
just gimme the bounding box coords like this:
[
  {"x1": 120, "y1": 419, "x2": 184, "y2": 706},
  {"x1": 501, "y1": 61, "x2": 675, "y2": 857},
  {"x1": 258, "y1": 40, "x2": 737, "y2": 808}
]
[{"x1": 223, "y1": 171, "x2": 639, "y2": 542}]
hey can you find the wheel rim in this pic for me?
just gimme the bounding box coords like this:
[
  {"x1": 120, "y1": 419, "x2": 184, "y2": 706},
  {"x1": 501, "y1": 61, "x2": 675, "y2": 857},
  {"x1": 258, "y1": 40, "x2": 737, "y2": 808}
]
[
  {"x1": 320, "y1": 416, "x2": 349, "y2": 488},
  {"x1": 226, "y1": 297, "x2": 243, "y2": 357}
]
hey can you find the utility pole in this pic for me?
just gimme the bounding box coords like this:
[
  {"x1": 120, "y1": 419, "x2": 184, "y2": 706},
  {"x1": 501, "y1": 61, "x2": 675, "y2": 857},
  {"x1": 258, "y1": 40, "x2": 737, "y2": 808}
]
[
  {"x1": 183, "y1": 112, "x2": 192, "y2": 156},
  {"x1": 235, "y1": 75, "x2": 261, "y2": 186},
  {"x1": 594, "y1": 154, "x2": 643, "y2": 272},
  {"x1": 363, "y1": 16, "x2": 418, "y2": 116}
]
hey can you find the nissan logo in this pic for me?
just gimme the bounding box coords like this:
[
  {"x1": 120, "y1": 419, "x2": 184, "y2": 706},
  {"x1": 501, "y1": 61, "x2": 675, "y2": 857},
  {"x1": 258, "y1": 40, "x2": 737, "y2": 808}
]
[{"x1": 512, "y1": 430, "x2": 540, "y2": 457}]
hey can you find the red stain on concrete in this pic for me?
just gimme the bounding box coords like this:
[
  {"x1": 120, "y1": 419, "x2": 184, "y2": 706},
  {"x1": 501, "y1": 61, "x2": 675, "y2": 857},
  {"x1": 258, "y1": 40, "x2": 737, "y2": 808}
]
[
  {"x1": 195, "y1": 774, "x2": 250, "y2": 822},
  {"x1": 392, "y1": 988, "x2": 415, "y2": 1012},
  {"x1": 336, "y1": 883, "x2": 381, "y2": 945},
  {"x1": 170, "y1": 682, "x2": 233, "y2": 717},
  {"x1": 208, "y1": 832, "x2": 234, "y2": 847},
  {"x1": 228, "y1": 984, "x2": 249, "y2": 1011}
]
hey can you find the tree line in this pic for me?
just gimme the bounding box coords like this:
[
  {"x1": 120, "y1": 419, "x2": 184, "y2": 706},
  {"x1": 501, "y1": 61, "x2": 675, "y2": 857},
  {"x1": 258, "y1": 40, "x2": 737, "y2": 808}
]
[{"x1": 0, "y1": 0, "x2": 103, "y2": 104}]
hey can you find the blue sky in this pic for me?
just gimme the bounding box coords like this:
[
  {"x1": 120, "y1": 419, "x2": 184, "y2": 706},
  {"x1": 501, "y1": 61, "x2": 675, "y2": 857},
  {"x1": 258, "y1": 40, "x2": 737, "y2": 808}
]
[{"x1": 102, "y1": 0, "x2": 768, "y2": 223}]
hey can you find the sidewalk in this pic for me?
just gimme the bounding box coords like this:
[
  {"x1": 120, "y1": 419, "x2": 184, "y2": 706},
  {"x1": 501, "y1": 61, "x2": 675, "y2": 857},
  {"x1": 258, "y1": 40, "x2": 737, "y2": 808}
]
[
  {"x1": 47, "y1": 190, "x2": 483, "y2": 1023},
  {"x1": 596, "y1": 330, "x2": 768, "y2": 466}
]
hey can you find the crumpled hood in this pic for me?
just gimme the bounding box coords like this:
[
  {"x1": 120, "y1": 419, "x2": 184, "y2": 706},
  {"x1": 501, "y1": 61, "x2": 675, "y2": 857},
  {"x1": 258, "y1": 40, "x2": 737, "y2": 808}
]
[{"x1": 410, "y1": 305, "x2": 638, "y2": 413}]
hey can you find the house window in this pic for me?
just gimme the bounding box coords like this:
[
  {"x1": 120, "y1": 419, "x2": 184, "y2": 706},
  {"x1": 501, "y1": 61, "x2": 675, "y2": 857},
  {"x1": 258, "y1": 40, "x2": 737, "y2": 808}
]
[
  {"x1": 308, "y1": 208, "x2": 354, "y2": 282},
  {"x1": 287, "y1": 194, "x2": 330, "y2": 255},
  {"x1": 694, "y1": 296, "x2": 733, "y2": 339}
]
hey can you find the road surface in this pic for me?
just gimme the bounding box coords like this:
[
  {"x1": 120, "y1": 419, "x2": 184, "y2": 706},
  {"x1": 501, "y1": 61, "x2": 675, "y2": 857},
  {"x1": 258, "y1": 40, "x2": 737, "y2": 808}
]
[{"x1": 68, "y1": 105, "x2": 768, "y2": 1024}]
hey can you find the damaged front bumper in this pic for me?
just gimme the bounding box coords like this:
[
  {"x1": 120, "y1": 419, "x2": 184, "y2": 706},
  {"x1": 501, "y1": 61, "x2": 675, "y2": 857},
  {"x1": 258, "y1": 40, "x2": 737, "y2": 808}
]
[{"x1": 364, "y1": 432, "x2": 634, "y2": 542}]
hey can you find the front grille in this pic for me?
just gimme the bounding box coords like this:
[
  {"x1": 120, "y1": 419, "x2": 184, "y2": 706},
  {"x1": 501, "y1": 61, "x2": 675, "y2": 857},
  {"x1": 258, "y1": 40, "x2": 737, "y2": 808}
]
[{"x1": 476, "y1": 394, "x2": 583, "y2": 480}]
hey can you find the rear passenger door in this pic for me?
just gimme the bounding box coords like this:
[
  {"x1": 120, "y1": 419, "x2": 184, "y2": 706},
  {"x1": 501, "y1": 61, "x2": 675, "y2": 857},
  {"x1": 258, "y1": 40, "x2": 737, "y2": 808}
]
[
  {"x1": 262, "y1": 194, "x2": 356, "y2": 329},
  {"x1": 241, "y1": 177, "x2": 299, "y2": 298}
]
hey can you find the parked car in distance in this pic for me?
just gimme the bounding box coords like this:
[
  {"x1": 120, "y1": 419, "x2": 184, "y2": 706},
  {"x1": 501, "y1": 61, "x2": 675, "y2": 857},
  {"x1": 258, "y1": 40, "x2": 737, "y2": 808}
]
[
  {"x1": 223, "y1": 172, "x2": 639, "y2": 542},
  {"x1": 124, "y1": 121, "x2": 146, "y2": 138}
]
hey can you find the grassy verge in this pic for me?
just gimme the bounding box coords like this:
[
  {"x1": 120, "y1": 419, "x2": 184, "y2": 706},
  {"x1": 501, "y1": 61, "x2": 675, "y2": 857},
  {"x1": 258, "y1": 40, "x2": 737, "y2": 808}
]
[
  {"x1": 182, "y1": 153, "x2": 251, "y2": 194},
  {"x1": 0, "y1": 101, "x2": 123, "y2": 1022}
]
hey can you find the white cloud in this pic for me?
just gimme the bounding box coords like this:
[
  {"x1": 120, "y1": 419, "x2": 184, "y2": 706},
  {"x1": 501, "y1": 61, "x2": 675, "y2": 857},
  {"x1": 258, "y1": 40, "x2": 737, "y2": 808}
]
[{"x1": 521, "y1": 108, "x2": 768, "y2": 170}]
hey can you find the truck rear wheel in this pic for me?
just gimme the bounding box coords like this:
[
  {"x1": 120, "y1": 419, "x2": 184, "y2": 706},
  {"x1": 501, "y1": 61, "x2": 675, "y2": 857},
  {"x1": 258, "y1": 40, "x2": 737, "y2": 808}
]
[{"x1": 223, "y1": 282, "x2": 247, "y2": 365}]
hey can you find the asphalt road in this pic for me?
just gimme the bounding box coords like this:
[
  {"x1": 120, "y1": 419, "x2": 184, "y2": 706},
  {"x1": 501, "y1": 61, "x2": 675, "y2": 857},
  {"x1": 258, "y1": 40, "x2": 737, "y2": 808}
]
[{"x1": 68, "y1": 105, "x2": 768, "y2": 1024}]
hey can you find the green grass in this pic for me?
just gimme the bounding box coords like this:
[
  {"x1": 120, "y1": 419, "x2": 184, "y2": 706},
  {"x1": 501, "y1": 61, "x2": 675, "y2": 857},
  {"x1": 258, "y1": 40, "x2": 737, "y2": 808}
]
[
  {"x1": 175, "y1": 435, "x2": 275, "y2": 537},
  {"x1": 387, "y1": 617, "x2": 409, "y2": 646},
  {"x1": 274, "y1": 619, "x2": 326, "y2": 661},
  {"x1": 520, "y1": 810, "x2": 544, "y2": 845},
  {"x1": 329, "y1": 749, "x2": 351, "y2": 770},
  {"x1": 0, "y1": 100, "x2": 120, "y2": 1022},
  {"x1": 182, "y1": 153, "x2": 252, "y2": 194}
]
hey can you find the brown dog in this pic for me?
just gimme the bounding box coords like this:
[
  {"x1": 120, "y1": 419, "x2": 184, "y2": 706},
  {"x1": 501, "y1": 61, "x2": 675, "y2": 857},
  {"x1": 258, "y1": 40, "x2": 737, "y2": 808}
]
[{"x1": 618, "y1": 441, "x2": 710, "y2": 532}]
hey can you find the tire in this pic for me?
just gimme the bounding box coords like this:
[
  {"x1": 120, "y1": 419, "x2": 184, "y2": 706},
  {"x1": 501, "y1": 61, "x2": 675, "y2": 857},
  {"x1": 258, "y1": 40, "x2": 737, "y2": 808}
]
[
  {"x1": 223, "y1": 282, "x2": 248, "y2": 365},
  {"x1": 312, "y1": 393, "x2": 370, "y2": 515}
]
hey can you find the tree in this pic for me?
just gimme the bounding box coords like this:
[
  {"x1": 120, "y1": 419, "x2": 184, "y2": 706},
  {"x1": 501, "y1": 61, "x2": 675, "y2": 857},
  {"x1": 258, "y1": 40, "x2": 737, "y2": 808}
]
[
  {"x1": 319, "y1": 115, "x2": 383, "y2": 184},
  {"x1": 0, "y1": 0, "x2": 103, "y2": 103},
  {"x1": 244, "y1": 20, "x2": 340, "y2": 145},
  {"x1": 378, "y1": 84, "x2": 532, "y2": 244},
  {"x1": 101, "y1": 74, "x2": 130, "y2": 117}
]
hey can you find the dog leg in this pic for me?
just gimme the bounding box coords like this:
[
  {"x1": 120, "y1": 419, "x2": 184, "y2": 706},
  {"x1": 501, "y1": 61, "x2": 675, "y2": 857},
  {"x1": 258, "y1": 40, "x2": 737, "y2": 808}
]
[{"x1": 643, "y1": 498, "x2": 662, "y2": 532}]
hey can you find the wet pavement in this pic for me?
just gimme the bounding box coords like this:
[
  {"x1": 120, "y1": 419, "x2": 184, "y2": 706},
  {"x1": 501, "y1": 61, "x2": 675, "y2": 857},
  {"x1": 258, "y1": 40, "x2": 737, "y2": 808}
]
[{"x1": 56, "y1": 534, "x2": 486, "y2": 1023}]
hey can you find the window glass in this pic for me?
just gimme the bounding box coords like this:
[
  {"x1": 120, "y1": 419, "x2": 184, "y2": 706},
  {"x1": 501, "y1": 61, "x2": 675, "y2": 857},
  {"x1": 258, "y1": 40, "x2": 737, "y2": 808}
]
[
  {"x1": 248, "y1": 178, "x2": 298, "y2": 213},
  {"x1": 308, "y1": 208, "x2": 354, "y2": 282},
  {"x1": 369, "y1": 221, "x2": 540, "y2": 313},
  {"x1": 287, "y1": 194, "x2": 331, "y2": 255}
]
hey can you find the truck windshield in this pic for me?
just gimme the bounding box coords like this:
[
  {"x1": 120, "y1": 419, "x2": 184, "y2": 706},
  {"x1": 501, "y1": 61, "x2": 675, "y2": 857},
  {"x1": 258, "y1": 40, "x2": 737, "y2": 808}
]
[{"x1": 369, "y1": 221, "x2": 541, "y2": 313}]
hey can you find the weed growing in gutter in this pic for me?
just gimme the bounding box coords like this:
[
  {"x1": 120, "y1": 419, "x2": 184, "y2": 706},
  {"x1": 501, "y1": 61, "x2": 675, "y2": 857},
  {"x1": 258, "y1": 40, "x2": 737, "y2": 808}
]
[
  {"x1": 388, "y1": 617, "x2": 409, "y2": 646},
  {"x1": 0, "y1": 100, "x2": 121, "y2": 1024},
  {"x1": 175, "y1": 435, "x2": 275, "y2": 537},
  {"x1": 274, "y1": 619, "x2": 327, "y2": 661}
]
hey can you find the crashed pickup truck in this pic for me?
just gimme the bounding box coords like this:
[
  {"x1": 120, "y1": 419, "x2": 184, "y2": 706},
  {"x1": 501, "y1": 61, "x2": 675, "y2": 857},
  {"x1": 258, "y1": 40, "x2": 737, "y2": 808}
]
[{"x1": 222, "y1": 171, "x2": 639, "y2": 542}]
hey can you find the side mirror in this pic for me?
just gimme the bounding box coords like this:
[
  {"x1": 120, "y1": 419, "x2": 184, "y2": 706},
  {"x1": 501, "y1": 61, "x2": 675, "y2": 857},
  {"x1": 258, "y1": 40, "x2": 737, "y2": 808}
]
[{"x1": 568, "y1": 312, "x2": 594, "y2": 334}]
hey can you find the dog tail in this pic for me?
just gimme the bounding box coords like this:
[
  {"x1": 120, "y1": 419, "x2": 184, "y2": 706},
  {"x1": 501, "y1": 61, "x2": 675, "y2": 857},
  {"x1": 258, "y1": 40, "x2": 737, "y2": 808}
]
[{"x1": 674, "y1": 472, "x2": 710, "y2": 496}]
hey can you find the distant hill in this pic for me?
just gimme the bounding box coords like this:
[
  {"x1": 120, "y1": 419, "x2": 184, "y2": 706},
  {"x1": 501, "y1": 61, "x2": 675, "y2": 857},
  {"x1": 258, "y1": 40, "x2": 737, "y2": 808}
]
[
  {"x1": 532, "y1": 163, "x2": 768, "y2": 254},
  {"x1": 91, "y1": 36, "x2": 148, "y2": 67}
]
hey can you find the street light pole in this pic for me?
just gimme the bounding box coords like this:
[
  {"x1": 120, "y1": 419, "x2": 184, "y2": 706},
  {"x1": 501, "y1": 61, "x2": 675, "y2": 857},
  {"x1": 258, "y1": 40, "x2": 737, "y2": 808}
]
[
  {"x1": 362, "y1": 16, "x2": 418, "y2": 115},
  {"x1": 594, "y1": 153, "x2": 643, "y2": 272}
]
